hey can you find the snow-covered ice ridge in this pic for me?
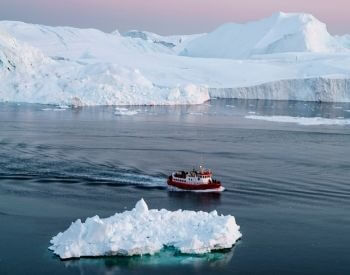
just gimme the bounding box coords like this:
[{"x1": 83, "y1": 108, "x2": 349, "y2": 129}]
[
  {"x1": 49, "y1": 199, "x2": 242, "y2": 259},
  {"x1": 1, "y1": 12, "x2": 350, "y2": 105}
]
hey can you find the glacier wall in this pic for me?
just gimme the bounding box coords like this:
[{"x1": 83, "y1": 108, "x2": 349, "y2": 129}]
[{"x1": 209, "y1": 77, "x2": 350, "y2": 102}]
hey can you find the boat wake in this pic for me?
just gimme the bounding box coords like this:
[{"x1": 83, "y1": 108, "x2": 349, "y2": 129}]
[
  {"x1": 110, "y1": 172, "x2": 166, "y2": 187},
  {"x1": 0, "y1": 139, "x2": 168, "y2": 188}
]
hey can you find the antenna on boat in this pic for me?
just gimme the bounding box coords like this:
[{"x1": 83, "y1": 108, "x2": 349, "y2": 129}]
[{"x1": 198, "y1": 105, "x2": 205, "y2": 171}]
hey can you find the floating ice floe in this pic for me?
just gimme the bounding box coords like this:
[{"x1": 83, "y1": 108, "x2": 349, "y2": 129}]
[
  {"x1": 42, "y1": 105, "x2": 70, "y2": 111},
  {"x1": 42, "y1": 108, "x2": 66, "y2": 111},
  {"x1": 246, "y1": 115, "x2": 350, "y2": 126},
  {"x1": 49, "y1": 199, "x2": 242, "y2": 259},
  {"x1": 187, "y1": 112, "x2": 204, "y2": 116},
  {"x1": 58, "y1": 105, "x2": 70, "y2": 109},
  {"x1": 115, "y1": 107, "x2": 139, "y2": 116}
]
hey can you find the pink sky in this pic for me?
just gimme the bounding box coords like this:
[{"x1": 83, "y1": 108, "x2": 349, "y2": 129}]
[{"x1": 1, "y1": 0, "x2": 349, "y2": 34}]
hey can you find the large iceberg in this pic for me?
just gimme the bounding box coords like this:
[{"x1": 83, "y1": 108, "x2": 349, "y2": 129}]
[
  {"x1": 49, "y1": 199, "x2": 242, "y2": 259},
  {"x1": 0, "y1": 29, "x2": 209, "y2": 106},
  {"x1": 1, "y1": 12, "x2": 350, "y2": 105}
]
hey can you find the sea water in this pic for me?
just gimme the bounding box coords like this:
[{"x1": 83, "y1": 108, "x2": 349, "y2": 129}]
[{"x1": 0, "y1": 99, "x2": 349, "y2": 275}]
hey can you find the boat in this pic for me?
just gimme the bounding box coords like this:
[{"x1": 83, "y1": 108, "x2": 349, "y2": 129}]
[{"x1": 167, "y1": 166, "x2": 224, "y2": 192}]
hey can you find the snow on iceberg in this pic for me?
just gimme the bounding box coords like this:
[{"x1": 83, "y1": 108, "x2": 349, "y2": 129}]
[
  {"x1": 246, "y1": 115, "x2": 350, "y2": 126},
  {"x1": 49, "y1": 199, "x2": 242, "y2": 259}
]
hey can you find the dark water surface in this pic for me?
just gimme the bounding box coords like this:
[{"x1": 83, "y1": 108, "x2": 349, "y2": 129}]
[{"x1": 0, "y1": 100, "x2": 349, "y2": 275}]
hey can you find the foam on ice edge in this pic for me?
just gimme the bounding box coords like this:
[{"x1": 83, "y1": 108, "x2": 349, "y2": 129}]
[{"x1": 49, "y1": 199, "x2": 242, "y2": 259}]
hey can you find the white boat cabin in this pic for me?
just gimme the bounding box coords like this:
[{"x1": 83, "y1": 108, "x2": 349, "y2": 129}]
[{"x1": 172, "y1": 166, "x2": 213, "y2": 184}]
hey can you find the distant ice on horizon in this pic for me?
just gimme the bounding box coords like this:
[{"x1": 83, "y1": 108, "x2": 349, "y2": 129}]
[{"x1": 245, "y1": 115, "x2": 350, "y2": 125}]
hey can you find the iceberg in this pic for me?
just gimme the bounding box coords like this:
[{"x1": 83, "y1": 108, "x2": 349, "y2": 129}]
[
  {"x1": 49, "y1": 199, "x2": 242, "y2": 259},
  {"x1": 1, "y1": 13, "x2": 350, "y2": 105},
  {"x1": 182, "y1": 12, "x2": 347, "y2": 59},
  {"x1": 0, "y1": 30, "x2": 210, "y2": 106}
]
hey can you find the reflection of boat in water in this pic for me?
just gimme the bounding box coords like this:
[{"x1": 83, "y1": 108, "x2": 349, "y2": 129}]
[
  {"x1": 167, "y1": 189, "x2": 222, "y2": 206},
  {"x1": 167, "y1": 166, "x2": 224, "y2": 192}
]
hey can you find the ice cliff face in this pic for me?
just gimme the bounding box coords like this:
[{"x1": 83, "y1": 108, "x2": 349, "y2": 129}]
[
  {"x1": 182, "y1": 12, "x2": 347, "y2": 59},
  {"x1": 210, "y1": 77, "x2": 350, "y2": 103},
  {"x1": 0, "y1": 28, "x2": 50, "y2": 73},
  {"x1": 0, "y1": 29, "x2": 58, "y2": 103}
]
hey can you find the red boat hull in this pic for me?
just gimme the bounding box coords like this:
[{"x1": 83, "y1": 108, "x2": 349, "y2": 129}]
[{"x1": 167, "y1": 178, "x2": 222, "y2": 191}]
